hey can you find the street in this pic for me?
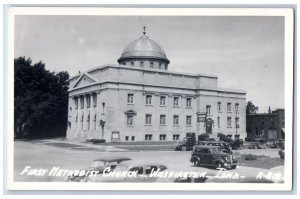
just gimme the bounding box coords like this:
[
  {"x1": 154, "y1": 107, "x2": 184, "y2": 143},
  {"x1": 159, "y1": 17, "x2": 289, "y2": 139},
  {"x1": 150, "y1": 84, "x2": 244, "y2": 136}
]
[{"x1": 13, "y1": 140, "x2": 284, "y2": 183}]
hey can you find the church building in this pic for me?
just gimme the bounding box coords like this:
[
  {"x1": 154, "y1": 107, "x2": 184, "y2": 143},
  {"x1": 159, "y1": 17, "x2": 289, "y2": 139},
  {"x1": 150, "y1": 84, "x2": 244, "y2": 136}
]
[{"x1": 66, "y1": 29, "x2": 247, "y2": 142}]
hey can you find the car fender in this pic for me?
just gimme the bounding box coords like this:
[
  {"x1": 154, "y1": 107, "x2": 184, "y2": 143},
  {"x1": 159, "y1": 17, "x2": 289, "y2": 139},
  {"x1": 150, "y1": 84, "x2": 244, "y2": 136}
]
[
  {"x1": 212, "y1": 158, "x2": 224, "y2": 165},
  {"x1": 190, "y1": 156, "x2": 200, "y2": 163}
]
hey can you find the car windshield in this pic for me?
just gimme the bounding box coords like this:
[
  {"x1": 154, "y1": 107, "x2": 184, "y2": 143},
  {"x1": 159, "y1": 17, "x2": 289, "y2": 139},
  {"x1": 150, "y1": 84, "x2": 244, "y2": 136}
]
[{"x1": 210, "y1": 147, "x2": 222, "y2": 154}]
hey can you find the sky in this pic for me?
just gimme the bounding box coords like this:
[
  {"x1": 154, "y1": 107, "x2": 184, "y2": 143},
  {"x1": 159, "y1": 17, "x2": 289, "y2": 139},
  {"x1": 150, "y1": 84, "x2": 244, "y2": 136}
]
[{"x1": 14, "y1": 15, "x2": 285, "y2": 113}]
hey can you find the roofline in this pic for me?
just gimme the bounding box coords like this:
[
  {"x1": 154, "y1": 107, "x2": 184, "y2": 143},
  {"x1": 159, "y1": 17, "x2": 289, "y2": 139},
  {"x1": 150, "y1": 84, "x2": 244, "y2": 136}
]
[
  {"x1": 117, "y1": 56, "x2": 170, "y2": 64},
  {"x1": 69, "y1": 64, "x2": 219, "y2": 80}
]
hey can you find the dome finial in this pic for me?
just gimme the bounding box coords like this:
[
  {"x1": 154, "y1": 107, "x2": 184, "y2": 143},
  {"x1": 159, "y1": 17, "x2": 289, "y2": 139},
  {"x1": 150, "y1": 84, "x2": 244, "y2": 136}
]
[{"x1": 143, "y1": 26, "x2": 146, "y2": 35}]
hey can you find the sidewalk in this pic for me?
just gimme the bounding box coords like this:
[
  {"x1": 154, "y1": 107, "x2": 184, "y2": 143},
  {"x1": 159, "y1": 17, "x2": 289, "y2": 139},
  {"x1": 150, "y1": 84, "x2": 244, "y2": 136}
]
[{"x1": 27, "y1": 138, "x2": 176, "y2": 152}]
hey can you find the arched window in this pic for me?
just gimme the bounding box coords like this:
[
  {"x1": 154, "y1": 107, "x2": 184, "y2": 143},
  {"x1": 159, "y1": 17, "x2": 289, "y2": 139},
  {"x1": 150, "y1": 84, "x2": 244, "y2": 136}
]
[
  {"x1": 150, "y1": 62, "x2": 154, "y2": 68},
  {"x1": 140, "y1": 61, "x2": 144, "y2": 67}
]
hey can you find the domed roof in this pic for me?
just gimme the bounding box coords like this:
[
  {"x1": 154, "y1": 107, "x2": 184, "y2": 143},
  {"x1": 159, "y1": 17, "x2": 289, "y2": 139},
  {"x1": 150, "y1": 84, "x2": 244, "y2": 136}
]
[{"x1": 118, "y1": 34, "x2": 170, "y2": 64}]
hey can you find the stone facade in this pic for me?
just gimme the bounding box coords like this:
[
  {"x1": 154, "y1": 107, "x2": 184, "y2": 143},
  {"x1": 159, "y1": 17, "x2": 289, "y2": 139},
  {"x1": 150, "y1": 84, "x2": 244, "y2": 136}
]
[{"x1": 66, "y1": 32, "x2": 247, "y2": 142}]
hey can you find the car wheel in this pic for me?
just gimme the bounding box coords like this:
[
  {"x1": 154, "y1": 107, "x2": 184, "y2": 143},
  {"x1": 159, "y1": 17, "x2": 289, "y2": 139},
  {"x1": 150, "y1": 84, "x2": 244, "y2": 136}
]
[
  {"x1": 216, "y1": 162, "x2": 223, "y2": 169},
  {"x1": 194, "y1": 159, "x2": 200, "y2": 167},
  {"x1": 181, "y1": 146, "x2": 187, "y2": 151}
]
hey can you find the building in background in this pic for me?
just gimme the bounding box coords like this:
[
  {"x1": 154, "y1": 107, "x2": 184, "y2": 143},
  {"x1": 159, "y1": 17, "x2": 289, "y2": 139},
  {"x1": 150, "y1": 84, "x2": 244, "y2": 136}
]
[
  {"x1": 246, "y1": 108, "x2": 285, "y2": 141},
  {"x1": 66, "y1": 29, "x2": 247, "y2": 142}
]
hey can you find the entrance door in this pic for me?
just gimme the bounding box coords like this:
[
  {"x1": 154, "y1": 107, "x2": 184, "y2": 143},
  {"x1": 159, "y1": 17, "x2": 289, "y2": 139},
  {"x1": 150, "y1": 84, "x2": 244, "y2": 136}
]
[{"x1": 206, "y1": 124, "x2": 212, "y2": 134}]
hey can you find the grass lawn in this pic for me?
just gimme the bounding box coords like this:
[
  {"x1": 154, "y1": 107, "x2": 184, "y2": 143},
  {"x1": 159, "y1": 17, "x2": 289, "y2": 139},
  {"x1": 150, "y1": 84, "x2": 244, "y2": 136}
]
[{"x1": 237, "y1": 154, "x2": 284, "y2": 169}]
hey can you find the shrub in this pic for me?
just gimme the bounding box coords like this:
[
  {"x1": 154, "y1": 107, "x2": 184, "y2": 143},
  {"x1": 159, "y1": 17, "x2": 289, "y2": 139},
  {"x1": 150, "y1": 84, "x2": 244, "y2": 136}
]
[
  {"x1": 198, "y1": 133, "x2": 209, "y2": 141},
  {"x1": 87, "y1": 139, "x2": 106, "y2": 144},
  {"x1": 244, "y1": 154, "x2": 257, "y2": 161}
]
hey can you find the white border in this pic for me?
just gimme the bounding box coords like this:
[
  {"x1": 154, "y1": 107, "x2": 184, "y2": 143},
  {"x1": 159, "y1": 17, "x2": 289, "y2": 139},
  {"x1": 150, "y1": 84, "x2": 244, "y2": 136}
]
[{"x1": 6, "y1": 7, "x2": 294, "y2": 191}]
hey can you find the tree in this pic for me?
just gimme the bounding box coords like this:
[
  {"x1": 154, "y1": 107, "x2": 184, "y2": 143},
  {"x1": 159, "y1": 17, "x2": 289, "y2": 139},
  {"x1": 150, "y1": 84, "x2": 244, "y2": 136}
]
[
  {"x1": 14, "y1": 57, "x2": 69, "y2": 138},
  {"x1": 246, "y1": 101, "x2": 259, "y2": 115}
]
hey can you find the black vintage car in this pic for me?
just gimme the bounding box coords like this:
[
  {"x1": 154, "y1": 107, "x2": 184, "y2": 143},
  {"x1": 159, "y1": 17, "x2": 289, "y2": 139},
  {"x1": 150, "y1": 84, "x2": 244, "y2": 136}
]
[{"x1": 190, "y1": 145, "x2": 238, "y2": 169}]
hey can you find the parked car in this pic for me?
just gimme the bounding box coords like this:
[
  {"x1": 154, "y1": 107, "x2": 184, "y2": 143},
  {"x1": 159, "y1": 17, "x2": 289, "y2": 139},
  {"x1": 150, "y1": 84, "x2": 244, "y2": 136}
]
[
  {"x1": 190, "y1": 145, "x2": 238, "y2": 169},
  {"x1": 248, "y1": 141, "x2": 267, "y2": 149},
  {"x1": 198, "y1": 141, "x2": 233, "y2": 154},
  {"x1": 174, "y1": 137, "x2": 196, "y2": 151},
  {"x1": 231, "y1": 139, "x2": 244, "y2": 150},
  {"x1": 66, "y1": 157, "x2": 131, "y2": 182}
]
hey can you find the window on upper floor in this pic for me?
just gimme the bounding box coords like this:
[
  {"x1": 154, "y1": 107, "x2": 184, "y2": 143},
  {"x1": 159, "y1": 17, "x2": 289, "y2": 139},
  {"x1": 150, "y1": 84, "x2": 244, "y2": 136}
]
[
  {"x1": 140, "y1": 61, "x2": 144, "y2": 67},
  {"x1": 173, "y1": 115, "x2": 179, "y2": 125},
  {"x1": 127, "y1": 94, "x2": 134, "y2": 104},
  {"x1": 127, "y1": 115, "x2": 133, "y2": 126},
  {"x1": 206, "y1": 105, "x2": 211, "y2": 115},
  {"x1": 217, "y1": 116, "x2": 220, "y2": 128},
  {"x1": 235, "y1": 103, "x2": 239, "y2": 112},
  {"x1": 227, "y1": 103, "x2": 232, "y2": 112},
  {"x1": 160, "y1": 115, "x2": 166, "y2": 125},
  {"x1": 145, "y1": 114, "x2": 152, "y2": 125},
  {"x1": 186, "y1": 98, "x2": 192, "y2": 107},
  {"x1": 146, "y1": 95, "x2": 152, "y2": 105},
  {"x1": 173, "y1": 96, "x2": 179, "y2": 107},
  {"x1": 160, "y1": 96, "x2": 166, "y2": 106},
  {"x1": 227, "y1": 117, "x2": 232, "y2": 127},
  {"x1": 218, "y1": 102, "x2": 221, "y2": 112},
  {"x1": 186, "y1": 115, "x2": 192, "y2": 126},
  {"x1": 131, "y1": 61, "x2": 134, "y2": 66}
]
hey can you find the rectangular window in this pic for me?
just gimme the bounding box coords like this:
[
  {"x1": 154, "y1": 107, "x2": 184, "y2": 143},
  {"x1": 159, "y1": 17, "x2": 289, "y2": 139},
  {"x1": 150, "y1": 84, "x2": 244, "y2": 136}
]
[
  {"x1": 86, "y1": 95, "x2": 91, "y2": 108},
  {"x1": 127, "y1": 94, "x2": 134, "y2": 104},
  {"x1": 217, "y1": 116, "x2": 220, "y2": 128},
  {"x1": 131, "y1": 136, "x2": 135, "y2": 141},
  {"x1": 206, "y1": 105, "x2": 211, "y2": 115},
  {"x1": 146, "y1": 95, "x2": 152, "y2": 105},
  {"x1": 92, "y1": 94, "x2": 97, "y2": 107},
  {"x1": 160, "y1": 96, "x2": 166, "y2": 106},
  {"x1": 186, "y1": 115, "x2": 192, "y2": 125},
  {"x1": 227, "y1": 117, "x2": 232, "y2": 127},
  {"x1": 127, "y1": 115, "x2": 133, "y2": 126},
  {"x1": 125, "y1": 136, "x2": 129, "y2": 141},
  {"x1": 145, "y1": 114, "x2": 152, "y2": 125},
  {"x1": 186, "y1": 98, "x2": 192, "y2": 107},
  {"x1": 159, "y1": 134, "x2": 166, "y2": 141},
  {"x1": 227, "y1": 103, "x2": 232, "y2": 112},
  {"x1": 218, "y1": 102, "x2": 221, "y2": 112},
  {"x1": 74, "y1": 97, "x2": 78, "y2": 109},
  {"x1": 173, "y1": 97, "x2": 179, "y2": 107},
  {"x1": 160, "y1": 115, "x2": 166, "y2": 125},
  {"x1": 145, "y1": 134, "x2": 153, "y2": 141},
  {"x1": 173, "y1": 134, "x2": 180, "y2": 141},
  {"x1": 80, "y1": 96, "x2": 84, "y2": 109},
  {"x1": 235, "y1": 103, "x2": 239, "y2": 112},
  {"x1": 173, "y1": 115, "x2": 179, "y2": 125}
]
